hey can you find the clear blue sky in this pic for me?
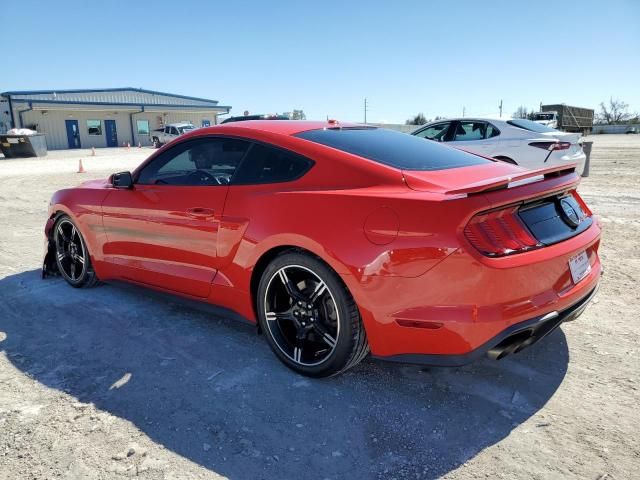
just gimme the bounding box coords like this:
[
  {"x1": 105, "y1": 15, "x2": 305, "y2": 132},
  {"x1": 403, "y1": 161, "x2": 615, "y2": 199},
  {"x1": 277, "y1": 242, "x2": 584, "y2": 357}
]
[{"x1": 2, "y1": 0, "x2": 639, "y2": 123}]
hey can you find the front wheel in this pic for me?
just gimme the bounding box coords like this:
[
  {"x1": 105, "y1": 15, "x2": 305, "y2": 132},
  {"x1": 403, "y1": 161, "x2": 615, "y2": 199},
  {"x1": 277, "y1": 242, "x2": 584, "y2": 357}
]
[
  {"x1": 53, "y1": 215, "x2": 100, "y2": 288},
  {"x1": 257, "y1": 252, "x2": 369, "y2": 377}
]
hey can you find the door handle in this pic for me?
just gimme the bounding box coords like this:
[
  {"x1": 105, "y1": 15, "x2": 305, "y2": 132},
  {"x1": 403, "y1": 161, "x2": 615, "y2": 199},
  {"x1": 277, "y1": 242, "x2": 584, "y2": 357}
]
[{"x1": 186, "y1": 207, "x2": 215, "y2": 218}]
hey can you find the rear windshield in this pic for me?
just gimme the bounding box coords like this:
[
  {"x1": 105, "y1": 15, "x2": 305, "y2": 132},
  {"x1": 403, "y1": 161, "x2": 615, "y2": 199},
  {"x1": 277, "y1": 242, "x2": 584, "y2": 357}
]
[
  {"x1": 508, "y1": 119, "x2": 557, "y2": 133},
  {"x1": 295, "y1": 127, "x2": 488, "y2": 171}
]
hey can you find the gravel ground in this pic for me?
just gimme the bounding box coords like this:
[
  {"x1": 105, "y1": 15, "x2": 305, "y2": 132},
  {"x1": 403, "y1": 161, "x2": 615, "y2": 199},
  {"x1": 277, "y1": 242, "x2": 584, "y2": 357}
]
[{"x1": 0, "y1": 137, "x2": 638, "y2": 479}]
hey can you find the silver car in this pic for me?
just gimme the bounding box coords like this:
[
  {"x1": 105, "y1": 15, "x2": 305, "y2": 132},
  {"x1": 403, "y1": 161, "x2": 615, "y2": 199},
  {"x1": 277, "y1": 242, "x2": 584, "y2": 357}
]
[{"x1": 412, "y1": 118, "x2": 586, "y2": 173}]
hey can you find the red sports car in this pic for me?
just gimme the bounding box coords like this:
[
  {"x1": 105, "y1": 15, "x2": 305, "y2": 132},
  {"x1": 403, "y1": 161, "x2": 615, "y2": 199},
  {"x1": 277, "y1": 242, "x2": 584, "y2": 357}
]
[{"x1": 43, "y1": 120, "x2": 601, "y2": 377}]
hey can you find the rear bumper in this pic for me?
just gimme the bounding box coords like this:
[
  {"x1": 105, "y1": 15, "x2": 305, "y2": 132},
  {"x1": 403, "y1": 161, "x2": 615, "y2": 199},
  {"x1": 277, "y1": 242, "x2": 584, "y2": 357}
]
[
  {"x1": 373, "y1": 282, "x2": 599, "y2": 367},
  {"x1": 349, "y1": 218, "x2": 602, "y2": 358}
]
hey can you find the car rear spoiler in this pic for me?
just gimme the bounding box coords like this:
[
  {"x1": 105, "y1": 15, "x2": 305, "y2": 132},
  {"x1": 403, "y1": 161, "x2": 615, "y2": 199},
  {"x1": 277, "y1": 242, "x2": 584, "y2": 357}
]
[{"x1": 445, "y1": 163, "x2": 578, "y2": 196}]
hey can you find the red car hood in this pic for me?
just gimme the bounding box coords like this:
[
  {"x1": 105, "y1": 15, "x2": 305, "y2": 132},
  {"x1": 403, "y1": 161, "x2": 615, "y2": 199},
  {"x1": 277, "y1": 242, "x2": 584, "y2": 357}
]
[{"x1": 402, "y1": 162, "x2": 577, "y2": 195}]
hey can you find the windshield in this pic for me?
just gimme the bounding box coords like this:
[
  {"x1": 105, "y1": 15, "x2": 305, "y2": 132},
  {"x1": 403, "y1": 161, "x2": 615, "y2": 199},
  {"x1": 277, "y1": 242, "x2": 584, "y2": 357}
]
[
  {"x1": 295, "y1": 127, "x2": 489, "y2": 171},
  {"x1": 508, "y1": 119, "x2": 558, "y2": 133},
  {"x1": 533, "y1": 113, "x2": 554, "y2": 121}
]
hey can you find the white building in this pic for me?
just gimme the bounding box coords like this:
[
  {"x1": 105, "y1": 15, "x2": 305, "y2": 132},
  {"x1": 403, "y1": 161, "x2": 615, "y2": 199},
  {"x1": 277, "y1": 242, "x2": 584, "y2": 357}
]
[{"x1": 0, "y1": 88, "x2": 231, "y2": 150}]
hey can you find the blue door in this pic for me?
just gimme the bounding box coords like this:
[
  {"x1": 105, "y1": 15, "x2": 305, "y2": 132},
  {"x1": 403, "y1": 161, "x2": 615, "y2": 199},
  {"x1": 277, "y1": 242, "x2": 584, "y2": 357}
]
[
  {"x1": 104, "y1": 120, "x2": 118, "y2": 147},
  {"x1": 65, "y1": 120, "x2": 81, "y2": 149}
]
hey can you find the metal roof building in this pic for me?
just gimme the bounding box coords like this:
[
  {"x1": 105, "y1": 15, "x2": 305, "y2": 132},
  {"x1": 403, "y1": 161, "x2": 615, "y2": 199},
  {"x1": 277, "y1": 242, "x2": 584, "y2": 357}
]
[{"x1": 0, "y1": 88, "x2": 231, "y2": 150}]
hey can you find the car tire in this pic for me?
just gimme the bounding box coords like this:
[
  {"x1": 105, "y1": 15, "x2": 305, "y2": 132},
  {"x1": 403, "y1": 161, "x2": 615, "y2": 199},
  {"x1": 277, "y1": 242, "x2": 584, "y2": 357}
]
[
  {"x1": 53, "y1": 215, "x2": 100, "y2": 288},
  {"x1": 257, "y1": 251, "x2": 369, "y2": 377},
  {"x1": 152, "y1": 137, "x2": 161, "y2": 148}
]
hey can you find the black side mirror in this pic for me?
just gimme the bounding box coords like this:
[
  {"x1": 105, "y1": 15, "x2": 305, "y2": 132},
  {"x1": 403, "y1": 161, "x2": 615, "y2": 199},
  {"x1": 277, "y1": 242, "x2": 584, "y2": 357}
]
[{"x1": 111, "y1": 171, "x2": 133, "y2": 189}]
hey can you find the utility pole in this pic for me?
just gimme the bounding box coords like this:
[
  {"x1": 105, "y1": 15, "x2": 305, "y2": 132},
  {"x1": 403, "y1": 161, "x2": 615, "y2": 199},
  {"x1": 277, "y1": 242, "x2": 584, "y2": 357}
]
[
  {"x1": 363, "y1": 98, "x2": 368, "y2": 124},
  {"x1": 462, "y1": 106, "x2": 466, "y2": 117},
  {"x1": 499, "y1": 99, "x2": 503, "y2": 118}
]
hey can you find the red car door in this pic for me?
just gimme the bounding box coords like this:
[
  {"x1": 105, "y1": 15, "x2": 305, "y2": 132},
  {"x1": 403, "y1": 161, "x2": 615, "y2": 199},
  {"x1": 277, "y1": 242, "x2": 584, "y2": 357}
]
[{"x1": 101, "y1": 136, "x2": 251, "y2": 298}]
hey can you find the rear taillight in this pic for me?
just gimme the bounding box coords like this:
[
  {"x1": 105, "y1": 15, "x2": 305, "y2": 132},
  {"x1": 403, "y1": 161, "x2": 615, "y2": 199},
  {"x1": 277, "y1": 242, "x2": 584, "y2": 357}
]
[
  {"x1": 464, "y1": 206, "x2": 540, "y2": 257},
  {"x1": 529, "y1": 141, "x2": 571, "y2": 151},
  {"x1": 570, "y1": 189, "x2": 592, "y2": 217}
]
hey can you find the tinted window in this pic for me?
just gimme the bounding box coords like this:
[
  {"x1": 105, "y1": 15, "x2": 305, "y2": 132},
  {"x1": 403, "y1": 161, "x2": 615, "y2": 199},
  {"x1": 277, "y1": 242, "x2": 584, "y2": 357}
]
[
  {"x1": 486, "y1": 123, "x2": 500, "y2": 138},
  {"x1": 170, "y1": 127, "x2": 179, "y2": 135},
  {"x1": 453, "y1": 121, "x2": 487, "y2": 141},
  {"x1": 233, "y1": 143, "x2": 313, "y2": 184},
  {"x1": 137, "y1": 137, "x2": 250, "y2": 186},
  {"x1": 507, "y1": 119, "x2": 558, "y2": 133},
  {"x1": 414, "y1": 122, "x2": 451, "y2": 141},
  {"x1": 296, "y1": 127, "x2": 488, "y2": 171}
]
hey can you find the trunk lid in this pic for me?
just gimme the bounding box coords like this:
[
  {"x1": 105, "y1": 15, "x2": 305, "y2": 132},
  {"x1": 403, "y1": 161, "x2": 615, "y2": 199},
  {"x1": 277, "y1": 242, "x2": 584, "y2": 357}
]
[{"x1": 541, "y1": 131, "x2": 582, "y2": 144}]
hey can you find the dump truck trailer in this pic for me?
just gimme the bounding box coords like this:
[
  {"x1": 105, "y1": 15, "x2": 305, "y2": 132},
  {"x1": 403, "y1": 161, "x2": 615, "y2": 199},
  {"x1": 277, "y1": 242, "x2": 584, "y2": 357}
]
[{"x1": 535, "y1": 104, "x2": 594, "y2": 134}]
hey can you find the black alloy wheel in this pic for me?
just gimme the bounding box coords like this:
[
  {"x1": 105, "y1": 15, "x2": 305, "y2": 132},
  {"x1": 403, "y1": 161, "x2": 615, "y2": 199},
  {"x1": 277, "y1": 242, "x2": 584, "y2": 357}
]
[
  {"x1": 257, "y1": 252, "x2": 369, "y2": 377},
  {"x1": 53, "y1": 216, "x2": 99, "y2": 288}
]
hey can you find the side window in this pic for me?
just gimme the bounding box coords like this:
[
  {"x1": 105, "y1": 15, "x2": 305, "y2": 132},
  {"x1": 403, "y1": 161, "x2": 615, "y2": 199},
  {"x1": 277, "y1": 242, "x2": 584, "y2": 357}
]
[
  {"x1": 453, "y1": 121, "x2": 487, "y2": 141},
  {"x1": 170, "y1": 127, "x2": 179, "y2": 135},
  {"x1": 414, "y1": 122, "x2": 451, "y2": 141},
  {"x1": 486, "y1": 123, "x2": 500, "y2": 138},
  {"x1": 233, "y1": 143, "x2": 313, "y2": 185},
  {"x1": 137, "y1": 137, "x2": 250, "y2": 186}
]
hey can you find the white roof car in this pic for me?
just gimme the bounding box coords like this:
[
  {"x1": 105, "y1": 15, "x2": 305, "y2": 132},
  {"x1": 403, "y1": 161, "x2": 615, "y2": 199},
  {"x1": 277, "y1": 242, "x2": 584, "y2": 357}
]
[{"x1": 412, "y1": 118, "x2": 586, "y2": 174}]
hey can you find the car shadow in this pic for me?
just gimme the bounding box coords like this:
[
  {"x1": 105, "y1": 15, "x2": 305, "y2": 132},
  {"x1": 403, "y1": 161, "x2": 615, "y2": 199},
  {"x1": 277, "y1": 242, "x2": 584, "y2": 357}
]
[{"x1": 0, "y1": 270, "x2": 570, "y2": 479}]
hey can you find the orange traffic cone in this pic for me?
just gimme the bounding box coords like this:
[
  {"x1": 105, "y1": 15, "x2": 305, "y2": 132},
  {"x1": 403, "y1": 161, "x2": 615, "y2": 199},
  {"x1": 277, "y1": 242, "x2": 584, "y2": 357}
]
[
  {"x1": 127, "y1": 142, "x2": 130, "y2": 150},
  {"x1": 91, "y1": 146, "x2": 96, "y2": 156},
  {"x1": 138, "y1": 141, "x2": 142, "y2": 148},
  {"x1": 77, "y1": 159, "x2": 86, "y2": 173}
]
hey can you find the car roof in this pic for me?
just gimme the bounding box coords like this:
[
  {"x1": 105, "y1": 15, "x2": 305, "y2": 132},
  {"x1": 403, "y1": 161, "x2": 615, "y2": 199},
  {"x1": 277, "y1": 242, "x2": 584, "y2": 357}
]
[
  {"x1": 198, "y1": 120, "x2": 357, "y2": 136},
  {"x1": 221, "y1": 114, "x2": 290, "y2": 123},
  {"x1": 419, "y1": 118, "x2": 511, "y2": 127}
]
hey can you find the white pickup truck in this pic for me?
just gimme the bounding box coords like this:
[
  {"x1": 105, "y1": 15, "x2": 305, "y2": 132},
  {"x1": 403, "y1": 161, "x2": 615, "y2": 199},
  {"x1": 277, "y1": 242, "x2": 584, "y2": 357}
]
[
  {"x1": 151, "y1": 122, "x2": 197, "y2": 147},
  {"x1": 532, "y1": 111, "x2": 558, "y2": 129}
]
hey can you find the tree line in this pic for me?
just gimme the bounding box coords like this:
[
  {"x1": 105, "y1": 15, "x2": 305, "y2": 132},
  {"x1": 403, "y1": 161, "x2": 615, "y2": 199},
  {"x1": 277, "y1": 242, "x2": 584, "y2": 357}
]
[{"x1": 405, "y1": 98, "x2": 638, "y2": 125}]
